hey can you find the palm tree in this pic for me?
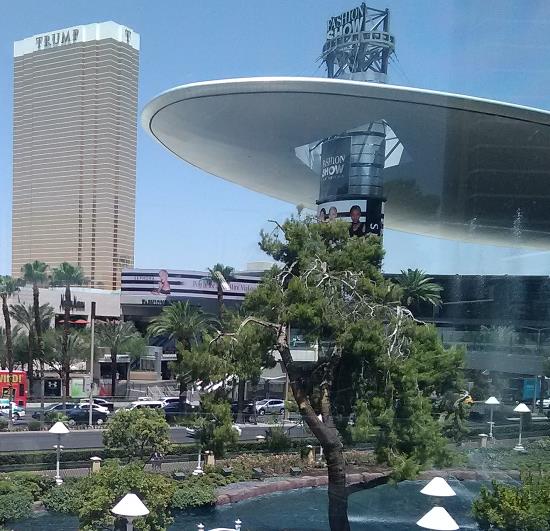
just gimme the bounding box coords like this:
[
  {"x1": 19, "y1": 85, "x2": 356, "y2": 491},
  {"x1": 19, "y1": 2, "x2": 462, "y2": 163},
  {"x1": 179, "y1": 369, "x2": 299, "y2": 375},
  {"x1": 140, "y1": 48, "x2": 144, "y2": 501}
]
[
  {"x1": 0, "y1": 276, "x2": 23, "y2": 423},
  {"x1": 21, "y1": 261, "x2": 49, "y2": 418},
  {"x1": 0, "y1": 328, "x2": 6, "y2": 370},
  {"x1": 148, "y1": 301, "x2": 218, "y2": 350},
  {"x1": 46, "y1": 329, "x2": 88, "y2": 402},
  {"x1": 206, "y1": 263, "x2": 234, "y2": 323},
  {"x1": 396, "y1": 268, "x2": 443, "y2": 310},
  {"x1": 50, "y1": 263, "x2": 87, "y2": 397},
  {"x1": 148, "y1": 301, "x2": 218, "y2": 401},
  {"x1": 10, "y1": 303, "x2": 54, "y2": 403},
  {"x1": 95, "y1": 320, "x2": 145, "y2": 397}
]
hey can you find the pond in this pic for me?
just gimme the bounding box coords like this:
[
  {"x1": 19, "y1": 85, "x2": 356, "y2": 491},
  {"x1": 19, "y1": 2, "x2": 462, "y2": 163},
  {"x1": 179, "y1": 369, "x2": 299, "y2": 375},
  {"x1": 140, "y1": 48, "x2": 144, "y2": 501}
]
[{"x1": 12, "y1": 480, "x2": 484, "y2": 530}]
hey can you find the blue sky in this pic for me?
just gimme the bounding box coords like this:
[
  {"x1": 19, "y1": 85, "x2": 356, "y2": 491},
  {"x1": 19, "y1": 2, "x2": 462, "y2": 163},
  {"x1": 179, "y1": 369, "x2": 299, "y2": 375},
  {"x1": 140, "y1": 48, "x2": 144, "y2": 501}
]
[{"x1": 1, "y1": 0, "x2": 550, "y2": 276}]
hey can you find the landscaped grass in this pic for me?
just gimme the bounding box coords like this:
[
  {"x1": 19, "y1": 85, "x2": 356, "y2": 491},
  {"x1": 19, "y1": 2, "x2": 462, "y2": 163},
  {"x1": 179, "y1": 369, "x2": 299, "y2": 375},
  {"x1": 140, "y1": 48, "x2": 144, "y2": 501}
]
[{"x1": 464, "y1": 438, "x2": 550, "y2": 473}]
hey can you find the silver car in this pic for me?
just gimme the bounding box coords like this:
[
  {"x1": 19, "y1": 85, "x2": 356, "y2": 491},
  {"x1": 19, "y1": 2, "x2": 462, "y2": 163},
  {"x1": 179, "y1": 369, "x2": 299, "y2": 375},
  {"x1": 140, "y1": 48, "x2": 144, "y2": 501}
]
[{"x1": 255, "y1": 399, "x2": 285, "y2": 415}]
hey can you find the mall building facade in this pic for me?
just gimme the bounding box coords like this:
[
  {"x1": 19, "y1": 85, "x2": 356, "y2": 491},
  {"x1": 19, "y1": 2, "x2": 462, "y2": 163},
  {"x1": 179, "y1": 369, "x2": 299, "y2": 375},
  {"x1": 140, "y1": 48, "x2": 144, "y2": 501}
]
[{"x1": 2, "y1": 270, "x2": 548, "y2": 400}]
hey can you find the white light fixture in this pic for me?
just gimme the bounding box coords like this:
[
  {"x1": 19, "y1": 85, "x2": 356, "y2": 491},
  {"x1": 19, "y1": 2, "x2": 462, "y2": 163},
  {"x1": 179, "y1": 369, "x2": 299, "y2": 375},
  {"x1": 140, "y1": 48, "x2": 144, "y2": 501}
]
[
  {"x1": 485, "y1": 396, "x2": 500, "y2": 405},
  {"x1": 48, "y1": 421, "x2": 70, "y2": 485},
  {"x1": 416, "y1": 506, "x2": 459, "y2": 530},
  {"x1": 513, "y1": 402, "x2": 530, "y2": 451},
  {"x1": 112, "y1": 493, "x2": 149, "y2": 531},
  {"x1": 485, "y1": 396, "x2": 500, "y2": 439},
  {"x1": 420, "y1": 477, "x2": 456, "y2": 498}
]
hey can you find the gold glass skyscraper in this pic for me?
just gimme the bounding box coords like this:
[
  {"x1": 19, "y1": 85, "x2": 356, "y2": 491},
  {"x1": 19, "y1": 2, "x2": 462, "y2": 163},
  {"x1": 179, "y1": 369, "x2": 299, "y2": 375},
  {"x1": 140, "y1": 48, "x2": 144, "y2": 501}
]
[{"x1": 12, "y1": 22, "x2": 139, "y2": 290}]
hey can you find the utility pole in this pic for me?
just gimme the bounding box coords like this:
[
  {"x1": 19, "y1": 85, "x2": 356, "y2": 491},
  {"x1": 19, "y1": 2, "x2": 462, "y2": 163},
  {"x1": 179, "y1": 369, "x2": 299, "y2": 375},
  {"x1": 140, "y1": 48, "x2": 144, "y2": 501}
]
[{"x1": 88, "y1": 302, "x2": 96, "y2": 427}]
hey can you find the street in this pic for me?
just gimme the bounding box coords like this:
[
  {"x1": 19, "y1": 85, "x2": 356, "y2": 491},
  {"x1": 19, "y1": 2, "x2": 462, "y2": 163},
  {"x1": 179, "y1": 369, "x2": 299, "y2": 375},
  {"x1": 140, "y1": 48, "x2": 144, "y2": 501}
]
[{"x1": 0, "y1": 423, "x2": 307, "y2": 452}]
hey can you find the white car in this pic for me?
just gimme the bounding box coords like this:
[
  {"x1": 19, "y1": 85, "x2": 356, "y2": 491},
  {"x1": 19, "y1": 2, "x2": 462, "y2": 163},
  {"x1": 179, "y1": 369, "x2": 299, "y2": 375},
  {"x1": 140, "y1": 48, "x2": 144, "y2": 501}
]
[
  {"x1": 0, "y1": 399, "x2": 25, "y2": 420},
  {"x1": 537, "y1": 398, "x2": 550, "y2": 409},
  {"x1": 127, "y1": 400, "x2": 164, "y2": 410}
]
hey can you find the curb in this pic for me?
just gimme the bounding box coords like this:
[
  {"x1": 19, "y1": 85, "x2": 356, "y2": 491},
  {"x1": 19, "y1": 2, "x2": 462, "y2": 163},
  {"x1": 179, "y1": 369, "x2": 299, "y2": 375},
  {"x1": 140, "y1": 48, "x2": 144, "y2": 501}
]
[
  {"x1": 215, "y1": 468, "x2": 521, "y2": 505},
  {"x1": 216, "y1": 472, "x2": 389, "y2": 505}
]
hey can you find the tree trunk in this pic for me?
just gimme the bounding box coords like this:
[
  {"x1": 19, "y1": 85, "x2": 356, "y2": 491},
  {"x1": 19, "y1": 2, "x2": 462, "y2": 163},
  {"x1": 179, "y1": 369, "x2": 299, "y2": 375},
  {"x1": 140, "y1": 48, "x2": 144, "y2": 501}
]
[
  {"x1": 2, "y1": 294, "x2": 14, "y2": 424},
  {"x1": 236, "y1": 378, "x2": 246, "y2": 423},
  {"x1": 32, "y1": 283, "x2": 46, "y2": 425},
  {"x1": 62, "y1": 284, "x2": 71, "y2": 406},
  {"x1": 325, "y1": 442, "x2": 350, "y2": 531},
  {"x1": 217, "y1": 288, "x2": 224, "y2": 325},
  {"x1": 39, "y1": 358, "x2": 45, "y2": 422},
  {"x1": 276, "y1": 325, "x2": 350, "y2": 531},
  {"x1": 27, "y1": 334, "x2": 33, "y2": 395},
  {"x1": 111, "y1": 351, "x2": 117, "y2": 397},
  {"x1": 177, "y1": 342, "x2": 187, "y2": 407}
]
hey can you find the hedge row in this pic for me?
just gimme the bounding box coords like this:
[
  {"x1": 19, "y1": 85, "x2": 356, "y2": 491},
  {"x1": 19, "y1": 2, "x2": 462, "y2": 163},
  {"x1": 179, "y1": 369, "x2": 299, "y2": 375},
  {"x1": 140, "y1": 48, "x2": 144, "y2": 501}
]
[{"x1": 0, "y1": 439, "x2": 316, "y2": 468}]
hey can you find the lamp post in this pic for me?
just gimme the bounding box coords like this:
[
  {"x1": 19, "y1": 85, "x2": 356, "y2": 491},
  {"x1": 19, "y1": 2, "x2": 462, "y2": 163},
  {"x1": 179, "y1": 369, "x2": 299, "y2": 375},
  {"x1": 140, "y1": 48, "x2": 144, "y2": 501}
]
[
  {"x1": 88, "y1": 301, "x2": 96, "y2": 427},
  {"x1": 112, "y1": 493, "x2": 149, "y2": 531},
  {"x1": 484, "y1": 396, "x2": 500, "y2": 440},
  {"x1": 513, "y1": 402, "x2": 530, "y2": 451},
  {"x1": 418, "y1": 477, "x2": 459, "y2": 530},
  {"x1": 48, "y1": 421, "x2": 69, "y2": 485},
  {"x1": 192, "y1": 447, "x2": 204, "y2": 476}
]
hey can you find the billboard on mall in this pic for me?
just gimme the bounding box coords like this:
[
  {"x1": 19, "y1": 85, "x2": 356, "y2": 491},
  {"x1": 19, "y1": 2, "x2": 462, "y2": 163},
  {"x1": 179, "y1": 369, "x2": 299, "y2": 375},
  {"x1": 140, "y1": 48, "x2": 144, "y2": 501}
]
[
  {"x1": 319, "y1": 136, "x2": 351, "y2": 202},
  {"x1": 121, "y1": 269, "x2": 261, "y2": 306}
]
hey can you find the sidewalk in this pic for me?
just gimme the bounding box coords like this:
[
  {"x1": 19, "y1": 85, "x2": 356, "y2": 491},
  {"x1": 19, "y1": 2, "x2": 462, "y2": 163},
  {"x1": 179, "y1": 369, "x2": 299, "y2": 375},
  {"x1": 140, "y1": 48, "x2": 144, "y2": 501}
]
[{"x1": 30, "y1": 458, "x2": 199, "y2": 479}]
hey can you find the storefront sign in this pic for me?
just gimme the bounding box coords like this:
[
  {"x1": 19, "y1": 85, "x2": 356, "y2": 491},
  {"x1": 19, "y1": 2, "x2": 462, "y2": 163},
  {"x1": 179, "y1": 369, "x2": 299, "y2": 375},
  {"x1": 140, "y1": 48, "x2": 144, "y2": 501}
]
[
  {"x1": 0, "y1": 373, "x2": 23, "y2": 384},
  {"x1": 60, "y1": 294, "x2": 85, "y2": 312}
]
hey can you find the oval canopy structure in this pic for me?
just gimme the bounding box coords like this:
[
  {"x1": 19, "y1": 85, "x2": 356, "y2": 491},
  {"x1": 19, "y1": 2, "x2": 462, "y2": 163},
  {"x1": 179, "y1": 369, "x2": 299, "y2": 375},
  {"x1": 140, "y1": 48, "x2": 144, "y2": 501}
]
[{"x1": 142, "y1": 77, "x2": 550, "y2": 248}]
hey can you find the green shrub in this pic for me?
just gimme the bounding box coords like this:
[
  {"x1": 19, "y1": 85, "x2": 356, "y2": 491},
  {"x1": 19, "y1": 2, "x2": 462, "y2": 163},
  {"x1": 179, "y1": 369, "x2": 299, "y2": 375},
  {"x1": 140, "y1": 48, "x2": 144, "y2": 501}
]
[
  {"x1": 27, "y1": 420, "x2": 42, "y2": 431},
  {"x1": 0, "y1": 491, "x2": 33, "y2": 524},
  {"x1": 0, "y1": 419, "x2": 7, "y2": 432},
  {"x1": 2, "y1": 472, "x2": 55, "y2": 500},
  {"x1": 0, "y1": 480, "x2": 17, "y2": 496},
  {"x1": 75, "y1": 462, "x2": 175, "y2": 531},
  {"x1": 472, "y1": 472, "x2": 550, "y2": 531},
  {"x1": 42, "y1": 482, "x2": 79, "y2": 513},
  {"x1": 45, "y1": 411, "x2": 69, "y2": 423},
  {"x1": 171, "y1": 480, "x2": 216, "y2": 510},
  {"x1": 265, "y1": 426, "x2": 292, "y2": 452},
  {"x1": 285, "y1": 398, "x2": 298, "y2": 413}
]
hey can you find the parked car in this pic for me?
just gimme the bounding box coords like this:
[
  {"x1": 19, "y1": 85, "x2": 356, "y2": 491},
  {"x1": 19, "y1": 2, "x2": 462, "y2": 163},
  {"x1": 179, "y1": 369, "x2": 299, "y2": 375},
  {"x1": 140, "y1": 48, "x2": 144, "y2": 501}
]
[
  {"x1": 186, "y1": 422, "x2": 242, "y2": 439},
  {"x1": 66, "y1": 405, "x2": 108, "y2": 426},
  {"x1": 32, "y1": 402, "x2": 78, "y2": 419},
  {"x1": 162, "y1": 401, "x2": 195, "y2": 420},
  {"x1": 75, "y1": 403, "x2": 110, "y2": 415},
  {"x1": 254, "y1": 399, "x2": 285, "y2": 416},
  {"x1": 537, "y1": 398, "x2": 550, "y2": 409},
  {"x1": 230, "y1": 400, "x2": 254, "y2": 421},
  {"x1": 80, "y1": 398, "x2": 114, "y2": 412},
  {"x1": 127, "y1": 400, "x2": 164, "y2": 410},
  {"x1": 161, "y1": 397, "x2": 181, "y2": 407},
  {"x1": 0, "y1": 399, "x2": 25, "y2": 420}
]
